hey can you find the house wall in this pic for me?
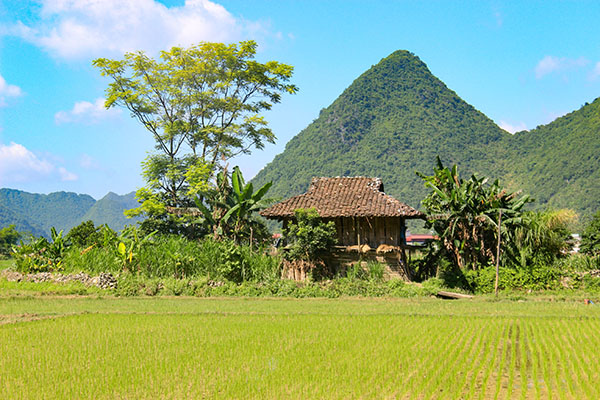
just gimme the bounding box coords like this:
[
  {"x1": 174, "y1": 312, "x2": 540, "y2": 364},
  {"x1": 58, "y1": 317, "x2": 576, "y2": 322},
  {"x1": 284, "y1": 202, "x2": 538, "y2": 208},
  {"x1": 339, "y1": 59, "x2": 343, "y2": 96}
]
[
  {"x1": 323, "y1": 249, "x2": 410, "y2": 280},
  {"x1": 333, "y1": 217, "x2": 406, "y2": 247}
]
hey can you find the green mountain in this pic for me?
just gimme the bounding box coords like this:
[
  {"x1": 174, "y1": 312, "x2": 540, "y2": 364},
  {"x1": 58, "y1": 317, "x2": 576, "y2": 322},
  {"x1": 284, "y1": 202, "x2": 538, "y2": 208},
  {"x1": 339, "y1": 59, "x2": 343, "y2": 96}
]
[
  {"x1": 0, "y1": 189, "x2": 139, "y2": 236},
  {"x1": 253, "y1": 50, "x2": 600, "y2": 223},
  {"x1": 253, "y1": 50, "x2": 511, "y2": 210},
  {"x1": 505, "y1": 99, "x2": 600, "y2": 223},
  {"x1": 0, "y1": 189, "x2": 95, "y2": 236},
  {"x1": 81, "y1": 192, "x2": 141, "y2": 230},
  {"x1": 0, "y1": 203, "x2": 45, "y2": 237}
]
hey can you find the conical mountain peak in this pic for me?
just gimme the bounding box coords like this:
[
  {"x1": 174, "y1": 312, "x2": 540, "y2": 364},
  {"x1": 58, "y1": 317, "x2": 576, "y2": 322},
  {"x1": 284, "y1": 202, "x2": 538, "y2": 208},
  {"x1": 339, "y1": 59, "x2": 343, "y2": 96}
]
[{"x1": 253, "y1": 50, "x2": 600, "y2": 222}]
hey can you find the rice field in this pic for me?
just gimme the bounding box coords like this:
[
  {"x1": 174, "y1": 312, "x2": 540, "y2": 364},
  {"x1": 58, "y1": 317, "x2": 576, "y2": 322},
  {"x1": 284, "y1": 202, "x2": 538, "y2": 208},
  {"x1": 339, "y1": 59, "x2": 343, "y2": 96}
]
[{"x1": 2, "y1": 296, "x2": 599, "y2": 399}]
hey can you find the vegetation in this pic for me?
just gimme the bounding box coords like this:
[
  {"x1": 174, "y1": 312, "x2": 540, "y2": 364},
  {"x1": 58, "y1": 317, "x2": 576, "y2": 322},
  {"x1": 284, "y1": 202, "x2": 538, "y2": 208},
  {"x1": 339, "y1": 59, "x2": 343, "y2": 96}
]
[
  {"x1": 2, "y1": 297, "x2": 600, "y2": 399},
  {"x1": 194, "y1": 166, "x2": 272, "y2": 244},
  {"x1": 283, "y1": 208, "x2": 337, "y2": 262},
  {"x1": 581, "y1": 210, "x2": 600, "y2": 257},
  {"x1": 418, "y1": 157, "x2": 531, "y2": 270},
  {"x1": 507, "y1": 98, "x2": 600, "y2": 221},
  {"x1": 94, "y1": 41, "x2": 296, "y2": 221},
  {"x1": 0, "y1": 188, "x2": 95, "y2": 237},
  {"x1": 0, "y1": 224, "x2": 20, "y2": 257},
  {"x1": 251, "y1": 50, "x2": 600, "y2": 224}
]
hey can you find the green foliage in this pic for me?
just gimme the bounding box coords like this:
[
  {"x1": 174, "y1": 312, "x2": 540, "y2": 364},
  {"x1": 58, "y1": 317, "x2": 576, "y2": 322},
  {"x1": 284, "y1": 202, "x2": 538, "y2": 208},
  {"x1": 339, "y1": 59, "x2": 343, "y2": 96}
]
[
  {"x1": 60, "y1": 234, "x2": 281, "y2": 284},
  {"x1": 0, "y1": 225, "x2": 20, "y2": 256},
  {"x1": 94, "y1": 40, "x2": 296, "y2": 217},
  {"x1": 115, "y1": 227, "x2": 157, "y2": 270},
  {"x1": 505, "y1": 209, "x2": 575, "y2": 269},
  {"x1": 284, "y1": 208, "x2": 337, "y2": 261},
  {"x1": 418, "y1": 157, "x2": 531, "y2": 270},
  {"x1": 12, "y1": 228, "x2": 67, "y2": 273},
  {"x1": 195, "y1": 166, "x2": 273, "y2": 244},
  {"x1": 65, "y1": 220, "x2": 117, "y2": 249},
  {"x1": 581, "y1": 210, "x2": 600, "y2": 256},
  {"x1": 66, "y1": 220, "x2": 100, "y2": 247},
  {"x1": 81, "y1": 191, "x2": 142, "y2": 231}
]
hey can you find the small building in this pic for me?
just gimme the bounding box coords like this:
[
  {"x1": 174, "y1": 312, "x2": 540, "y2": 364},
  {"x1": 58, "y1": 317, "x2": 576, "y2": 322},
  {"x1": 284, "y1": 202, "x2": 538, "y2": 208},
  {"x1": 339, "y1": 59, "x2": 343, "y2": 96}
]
[{"x1": 260, "y1": 177, "x2": 425, "y2": 279}]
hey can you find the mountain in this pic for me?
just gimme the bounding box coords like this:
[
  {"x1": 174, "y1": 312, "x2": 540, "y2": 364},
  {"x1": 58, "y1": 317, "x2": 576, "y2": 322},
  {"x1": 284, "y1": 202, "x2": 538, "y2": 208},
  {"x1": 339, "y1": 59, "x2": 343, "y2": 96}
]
[
  {"x1": 253, "y1": 50, "x2": 600, "y2": 224},
  {"x1": 253, "y1": 50, "x2": 511, "y2": 210},
  {"x1": 0, "y1": 189, "x2": 95, "y2": 236},
  {"x1": 0, "y1": 189, "x2": 139, "y2": 236},
  {"x1": 81, "y1": 192, "x2": 142, "y2": 230},
  {"x1": 0, "y1": 203, "x2": 45, "y2": 237},
  {"x1": 506, "y1": 98, "x2": 600, "y2": 222}
]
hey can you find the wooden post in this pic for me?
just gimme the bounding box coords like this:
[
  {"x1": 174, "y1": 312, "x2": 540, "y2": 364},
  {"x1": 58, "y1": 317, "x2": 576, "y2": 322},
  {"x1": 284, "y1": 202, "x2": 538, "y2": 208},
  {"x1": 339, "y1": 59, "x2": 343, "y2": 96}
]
[{"x1": 494, "y1": 210, "x2": 502, "y2": 297}]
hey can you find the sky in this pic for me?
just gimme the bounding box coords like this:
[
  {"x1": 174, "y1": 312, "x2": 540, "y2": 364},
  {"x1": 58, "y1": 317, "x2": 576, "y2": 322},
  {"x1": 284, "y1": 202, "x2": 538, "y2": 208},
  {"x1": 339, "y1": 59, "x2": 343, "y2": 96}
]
[{"x1": 0, "y1": 0, "x2": 599, "y2": 199}]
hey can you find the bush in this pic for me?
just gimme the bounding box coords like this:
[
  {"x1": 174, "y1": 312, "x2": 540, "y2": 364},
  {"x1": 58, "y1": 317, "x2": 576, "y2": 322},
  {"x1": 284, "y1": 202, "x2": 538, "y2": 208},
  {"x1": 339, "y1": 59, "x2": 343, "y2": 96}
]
[
  {"x1": 0, "y1": 225, "x2": 20, "y2": 257},
  {"x1": 12, "y1": 228, "x2": 67, "y2": 273},
  {"x1": 462, "y1": 264, "x2": 562, "y2": 293},
  {"x1": 284, "y1": 208, "x2": 337, "y2": 262}
]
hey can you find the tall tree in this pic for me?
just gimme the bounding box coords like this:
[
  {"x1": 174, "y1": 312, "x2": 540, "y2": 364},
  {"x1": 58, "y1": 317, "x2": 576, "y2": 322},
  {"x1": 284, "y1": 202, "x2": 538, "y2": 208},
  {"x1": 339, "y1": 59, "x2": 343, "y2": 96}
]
[{"x1": 93, "y1": 41, "x2": 297, "y2": 212}]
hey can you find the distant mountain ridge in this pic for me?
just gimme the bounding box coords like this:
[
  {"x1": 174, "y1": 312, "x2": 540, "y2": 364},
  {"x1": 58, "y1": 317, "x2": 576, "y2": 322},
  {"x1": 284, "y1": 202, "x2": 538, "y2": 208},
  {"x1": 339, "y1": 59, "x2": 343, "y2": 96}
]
[
  {"x1": 252, "y1": 50, "x2": 600, "y2": 224},
  {"x1": 0, "y1": 189, "x2": 140, "y2": 236}
]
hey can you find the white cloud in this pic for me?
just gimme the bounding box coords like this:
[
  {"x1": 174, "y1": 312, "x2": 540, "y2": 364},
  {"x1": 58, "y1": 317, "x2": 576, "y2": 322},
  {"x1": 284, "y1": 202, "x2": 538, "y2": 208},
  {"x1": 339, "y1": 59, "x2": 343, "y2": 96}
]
[
  {"x1": 55, "y1": 98, "x2": 120, "y2": 124},
  {"x1": 591, "y1": 61, "x2": 600, "y2": 80},
  {"x1": 58, "y1": 166, "x2": 78, "y2": 181},
  {"x1": 79, "y1": 153, "x2": 100, "y2": 169},
  {"x1": 498, "y1": 121, "x2": 528, "y2": 134},
  {"x1": 0, "y1": 74, "x2": 23, "y2": 106},
  {"x1": 535, "y1": 55, "x2": 589, "y2": 79},
  {"x1": 0, "y1": 142, "x2": 77, "y2": 183},
  {"x1": 12, "y1": 0, "x2": 261, "y2": 60}
]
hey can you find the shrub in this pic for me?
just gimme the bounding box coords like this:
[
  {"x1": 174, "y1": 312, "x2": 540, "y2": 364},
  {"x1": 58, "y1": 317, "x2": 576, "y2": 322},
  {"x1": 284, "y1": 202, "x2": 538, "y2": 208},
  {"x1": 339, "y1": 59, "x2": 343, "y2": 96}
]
[
  {"x1": 12, "y1": 228, "x2": 67, "y2": 273},
  {"x1": 0, "y1": 225, "x2": 20, "y2": 257},
  {"x1": 284, "y1": 208, "x2": 337, "y2": 262}
]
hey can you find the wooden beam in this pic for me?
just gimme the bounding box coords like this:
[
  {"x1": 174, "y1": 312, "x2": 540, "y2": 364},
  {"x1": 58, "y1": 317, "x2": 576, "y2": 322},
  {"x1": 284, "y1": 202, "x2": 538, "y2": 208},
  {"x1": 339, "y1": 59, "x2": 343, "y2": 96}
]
[{"x1": 437, "y1": 291, "x2": 474, "y2": 299}]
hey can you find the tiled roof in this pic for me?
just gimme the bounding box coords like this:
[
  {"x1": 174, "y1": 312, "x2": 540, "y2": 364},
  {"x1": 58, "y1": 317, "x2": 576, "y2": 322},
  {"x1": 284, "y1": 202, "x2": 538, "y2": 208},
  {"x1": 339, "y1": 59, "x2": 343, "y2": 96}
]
[{"x1": 260, "y1": 177, "x2": 424, "y2": 219}]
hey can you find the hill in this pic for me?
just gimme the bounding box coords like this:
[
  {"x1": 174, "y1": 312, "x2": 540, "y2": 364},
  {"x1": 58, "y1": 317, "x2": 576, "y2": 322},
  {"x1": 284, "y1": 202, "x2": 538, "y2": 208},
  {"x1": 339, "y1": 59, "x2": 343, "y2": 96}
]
[
  {"x1": 253, "y1": 50, "x2": 511, "y2": 210},
  {"x1": 505, "y1": 98, "x2": 600, "y2": 223},
  {"x1": 81, "y1": 192, "x2": 141, "y2": 231},
  {"x1": 0, "y1": 189, "x2": 139, "y2": 236},
  {"x1": 253, "y1": 50, "x2": 599, "y2": 223}
]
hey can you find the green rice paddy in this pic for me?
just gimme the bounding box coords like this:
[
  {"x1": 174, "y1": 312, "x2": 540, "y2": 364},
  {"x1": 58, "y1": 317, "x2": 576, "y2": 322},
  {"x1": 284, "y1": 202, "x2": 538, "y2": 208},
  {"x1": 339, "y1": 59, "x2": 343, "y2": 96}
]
[{"x1": 2, "y1": 296, "x2": 599, "y2": 399}]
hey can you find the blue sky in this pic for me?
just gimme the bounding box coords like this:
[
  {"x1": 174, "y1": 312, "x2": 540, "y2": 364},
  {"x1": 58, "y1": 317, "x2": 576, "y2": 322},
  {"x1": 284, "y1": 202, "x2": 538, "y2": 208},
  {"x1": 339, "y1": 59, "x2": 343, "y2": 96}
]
[{"x1": 0, "y1": 0, "x2": 599, "y2": 199}]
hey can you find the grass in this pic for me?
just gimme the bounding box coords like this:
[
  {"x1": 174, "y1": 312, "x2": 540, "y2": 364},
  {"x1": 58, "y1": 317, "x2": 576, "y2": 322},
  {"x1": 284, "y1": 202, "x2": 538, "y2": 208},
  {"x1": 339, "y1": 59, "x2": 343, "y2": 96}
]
[
  {"x1": 2, "y1": 296, "x2": 600, "y2": 399},
  {"x1": 0, "y1": 258, "x2": 14, "y2": 269}
]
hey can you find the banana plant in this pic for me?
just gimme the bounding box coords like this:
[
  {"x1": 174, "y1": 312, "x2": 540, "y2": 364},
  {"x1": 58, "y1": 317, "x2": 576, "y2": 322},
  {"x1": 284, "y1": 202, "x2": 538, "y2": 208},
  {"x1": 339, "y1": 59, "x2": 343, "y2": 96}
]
[
  {"x1": 418, "y1": 156, "x2": 532, "y2": 270},
  {"x1": 116, "y1": 227, "x2": 157, "y2": 270},
  {"x1": 195, "y1": 166, "x2": 272, "y2": 243}
]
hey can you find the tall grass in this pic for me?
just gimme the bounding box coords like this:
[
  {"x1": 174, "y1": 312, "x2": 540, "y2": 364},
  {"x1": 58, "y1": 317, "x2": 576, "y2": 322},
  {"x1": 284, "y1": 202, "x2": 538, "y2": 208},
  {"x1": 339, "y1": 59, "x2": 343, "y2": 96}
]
[{"x1": 60, "y1": 235, "x2": 281, "y2": 282}]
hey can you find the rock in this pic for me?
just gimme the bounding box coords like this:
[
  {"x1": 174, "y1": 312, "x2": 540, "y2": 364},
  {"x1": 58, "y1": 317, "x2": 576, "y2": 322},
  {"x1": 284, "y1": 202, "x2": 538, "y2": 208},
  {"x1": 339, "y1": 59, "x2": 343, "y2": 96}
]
[
  {"x1": 96, "y1": 273, "x2": 117, "y2": 289},
  {"x1": 1, "y1": 269, "x2": 24, "y2": 282}
]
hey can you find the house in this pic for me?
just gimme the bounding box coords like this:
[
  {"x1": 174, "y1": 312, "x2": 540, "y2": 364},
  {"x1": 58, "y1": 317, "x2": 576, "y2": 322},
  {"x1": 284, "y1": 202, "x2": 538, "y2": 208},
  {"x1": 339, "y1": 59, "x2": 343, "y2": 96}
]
[{"x1": 260, "y1": 177, "x2": 424, "y2": 279}]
